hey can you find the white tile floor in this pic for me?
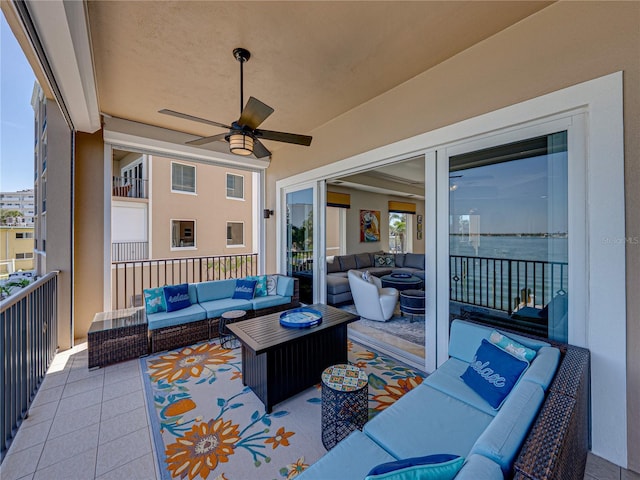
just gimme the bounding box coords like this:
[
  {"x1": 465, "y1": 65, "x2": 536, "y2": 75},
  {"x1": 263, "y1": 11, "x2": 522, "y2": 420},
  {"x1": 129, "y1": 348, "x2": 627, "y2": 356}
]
[{"x1": 0, "y1": 342, "x2": 637, "y2": 480}]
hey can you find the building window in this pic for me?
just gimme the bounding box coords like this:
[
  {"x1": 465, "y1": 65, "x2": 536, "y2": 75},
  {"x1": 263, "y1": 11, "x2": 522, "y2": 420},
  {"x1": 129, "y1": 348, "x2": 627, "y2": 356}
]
[
  {"x1": 172, "y1": 220, "x2": 195, "y2": 248},
  {"x1": 171, "y1": 162, "x2": 196, "y2": 193},
  {"x1": 16, "y1": 232, "x2": 34, "y2": 239},
  {"x1": 15, "y1": 252, "x2": 34, "y2": 259},
  {"x1": 226, "y1": 222, "x2": 244, "y2": 246},
  {"x1": 226, "y1": 173, "x2": 244, "y2": 200}
]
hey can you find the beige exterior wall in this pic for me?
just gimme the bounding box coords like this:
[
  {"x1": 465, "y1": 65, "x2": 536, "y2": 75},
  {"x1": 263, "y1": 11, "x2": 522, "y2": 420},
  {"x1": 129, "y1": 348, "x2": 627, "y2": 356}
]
[
  {"x1": 0, "y1": 226, "x2": 35, "y2": 274},
  {"x1": 264, "y1": 2, "x2": 640, "y2": 470},
  {"x1": 149, "y1": 156, "x2": 254, "y2": 259},
  {"x1": 74, "y1": 131, "x2": 105, "y2": 342}
]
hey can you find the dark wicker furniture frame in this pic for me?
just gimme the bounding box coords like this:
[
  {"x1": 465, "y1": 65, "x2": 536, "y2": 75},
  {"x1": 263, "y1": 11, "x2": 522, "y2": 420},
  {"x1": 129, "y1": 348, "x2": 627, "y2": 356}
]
[
  {"x1": 149, "y1": 275, "x2": 299, "y2": 353},
  {"x1": 88, "y1": 308, "x2": 148, "y2": 369}
]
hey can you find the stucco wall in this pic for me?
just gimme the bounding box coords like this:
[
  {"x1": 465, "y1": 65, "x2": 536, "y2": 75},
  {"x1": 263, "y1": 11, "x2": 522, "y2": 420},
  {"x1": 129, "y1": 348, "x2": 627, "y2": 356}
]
[
  {"x1": 264, "y1": 2, "x2": 639, "y2": 470},
  {"x1": 149, "y1": 156, "x2": 254, "y2": 259},
  {"x1": 74, "y1": 131, "x2": 105, "y2": 341}
]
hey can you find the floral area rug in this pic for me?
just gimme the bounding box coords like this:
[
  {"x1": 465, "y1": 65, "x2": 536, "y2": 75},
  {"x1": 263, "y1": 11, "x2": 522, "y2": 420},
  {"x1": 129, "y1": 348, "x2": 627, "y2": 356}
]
[{"x1": 140, "y1": 339, "x2": 425, "y2": 480}]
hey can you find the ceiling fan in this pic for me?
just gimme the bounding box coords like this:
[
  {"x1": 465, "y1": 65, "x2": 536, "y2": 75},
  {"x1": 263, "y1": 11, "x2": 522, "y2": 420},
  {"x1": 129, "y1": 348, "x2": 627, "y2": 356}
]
[{"x1": 159, "y1": 48, "x2": 312, "y2": 159}]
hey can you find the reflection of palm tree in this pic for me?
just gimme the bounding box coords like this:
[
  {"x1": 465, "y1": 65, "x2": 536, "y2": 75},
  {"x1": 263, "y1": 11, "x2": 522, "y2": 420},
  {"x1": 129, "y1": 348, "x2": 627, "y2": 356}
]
[{"x1": 390, "y1": 213, "x2": 406, "y2": 253}]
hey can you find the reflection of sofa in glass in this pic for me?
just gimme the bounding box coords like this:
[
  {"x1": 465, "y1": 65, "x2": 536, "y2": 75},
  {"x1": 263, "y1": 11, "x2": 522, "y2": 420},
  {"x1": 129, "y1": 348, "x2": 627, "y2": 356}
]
[
  {"x1": 326, "y1": 252, "x2": 425, "y2": 305},
  {"x1": 511, "y1": 293, "x2": 568, "y2": 342}
]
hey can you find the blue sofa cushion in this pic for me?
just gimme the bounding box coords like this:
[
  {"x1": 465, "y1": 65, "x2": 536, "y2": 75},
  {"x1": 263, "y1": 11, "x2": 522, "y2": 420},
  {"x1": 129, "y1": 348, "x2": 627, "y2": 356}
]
[
  {"x1": 246, "y1": 275, "x2": 268, "y2": 297},
  {"x1": 423, "y1": 358, "x2": 498, "y2": 417},
  {"x1": 394, "y1": 253, "x2": 405, "y2": 267},
  {"x1": 448, "y1": 319, "x2": 550, "y2": 364},
  {"x1": 454, "y1": 454, "x2": 503, "y2": 480},
  {"x1": 163, "y1": 283, "x2": 191, "y2": 312},
  {"x1": 147, "y1": 304, "x2": 207, "y2": 330},
  {"x1": 199, "y1": 298, "x2": 252, "y2": 318},
  {"x1": 276, "y1": 276, "x2": 295, "y2": 297},
  {"x1": 365, "y1": 454, "x2": 464, "y2": 480},
  {"x1": 251, "y1": 295, "x2": 290, "y2": 310},
  {"x1": 520, "y1": 346, "x2": 560, "y2": 390},
  {"x1": 363, "y1": 384, "x2": 494, "y2": 459},
  {"x1": 196, "y1": 279, "x2": 237, "y2": 302},
  {"x1": 469, "y1": 380, "x2": 545, "y2": 474},
  {"x1": 461, "y1": 339, "x2": 529, "y2": 410},
  {"x1": 232, "y1": 279, "x2": 257, "y2": 300},
  {"x1": 144, "y1": 287, "x2": 166, "y2": 314},
  {"x1": 297, "y1": 430, "x2": 398, "y2": 480}
]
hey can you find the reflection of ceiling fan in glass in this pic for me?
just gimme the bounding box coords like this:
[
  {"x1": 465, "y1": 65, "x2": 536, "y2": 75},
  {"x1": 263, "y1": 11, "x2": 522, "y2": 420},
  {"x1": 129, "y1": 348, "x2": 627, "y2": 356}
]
[{"x1": 159, "y1": 48, "x2": 312, "y2": 159}]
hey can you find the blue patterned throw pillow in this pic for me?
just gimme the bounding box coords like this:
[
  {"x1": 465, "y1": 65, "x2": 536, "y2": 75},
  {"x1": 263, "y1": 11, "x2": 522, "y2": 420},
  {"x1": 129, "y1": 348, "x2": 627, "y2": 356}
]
[
  {"x1": 143, "y1": 287, "x2": 166, "y2": 314},
  {"x1": 461, "y1": 339, "x2": 529, "y2": 409},
  {"x1": 266, "y1": 275, "x2": 279, "y2": 296},
  {"x1": 163, "y1": 283, "x2": 191, "y2": 312},
  {"x1": 489, "y1": 330, "x2": 537, "y2": 362},
  {"x1": 246, "y1": 275, "x2": 268, "y2": 297},
  {"x1": 366, "y1": 454, "x2": 464, "y2": 480},
  {"x1": 232, "y1": 279, "x2": 257, "y2": 300}
]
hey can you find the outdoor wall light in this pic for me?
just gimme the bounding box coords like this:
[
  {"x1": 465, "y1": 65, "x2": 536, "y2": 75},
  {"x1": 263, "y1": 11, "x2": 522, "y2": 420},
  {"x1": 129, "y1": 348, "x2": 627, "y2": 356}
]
[
  {"x1": 229, "y1": 132, "x2": 254, "y2": 156},
  {"x1": 263, "y1": 209, "x2": 274, "y2": 219}
]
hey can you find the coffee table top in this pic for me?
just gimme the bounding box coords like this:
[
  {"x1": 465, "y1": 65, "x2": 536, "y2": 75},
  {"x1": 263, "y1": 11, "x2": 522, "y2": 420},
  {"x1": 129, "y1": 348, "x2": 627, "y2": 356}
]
[
  {"x1": 322, "y1": 364, "x2": 368, "y2": 392},
  {"x1": 89, "y1": 307, "x2": 146, "y2": 333},
  {"x1": 227, "y1": 304, "x2": 358, "y2": 354}
]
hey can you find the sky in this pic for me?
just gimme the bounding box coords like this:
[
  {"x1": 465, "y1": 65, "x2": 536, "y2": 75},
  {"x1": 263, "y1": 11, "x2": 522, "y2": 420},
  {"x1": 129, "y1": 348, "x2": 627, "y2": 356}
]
[{"x1": 1, "y1": 13, "x2": 37, "y2": 193}]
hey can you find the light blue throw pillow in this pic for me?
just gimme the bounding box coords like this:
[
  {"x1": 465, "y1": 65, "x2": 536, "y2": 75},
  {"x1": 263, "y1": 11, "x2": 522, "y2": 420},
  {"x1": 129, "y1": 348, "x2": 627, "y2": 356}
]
[
  {"x1": 232, "y1": 279, "x2": 257, "y2": 300},
  {"x1": 461, "y1": 339, "x2": 529, "y2": 410},
  {"x1": 143, "y1": 287, "x2": 166, "y2": 314},
  {"x1": 365, "y1": 454, "x2": 464, "y2": 480},
  {"x1": 163, "y1": 283, "x2": 191, "y2": 312},
  {"x1": 489, "y1": 330, "x2": 537, "y2": 362},
  {"x1": 246, "y1": 275, "x2": 268, "y2": 297}
]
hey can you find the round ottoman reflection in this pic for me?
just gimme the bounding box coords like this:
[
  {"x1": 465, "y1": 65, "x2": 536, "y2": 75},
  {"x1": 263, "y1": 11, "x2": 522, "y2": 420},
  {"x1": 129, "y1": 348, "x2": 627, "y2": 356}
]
[{"x1": 399, "y1": 289, "x2": 425, "y2": 321}]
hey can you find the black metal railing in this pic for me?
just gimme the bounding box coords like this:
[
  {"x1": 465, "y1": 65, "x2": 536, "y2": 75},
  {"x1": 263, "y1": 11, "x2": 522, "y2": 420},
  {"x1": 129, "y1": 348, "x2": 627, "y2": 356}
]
[
  {"x1": 112, "y1": 176, "x2": 148, "y2": 199},
  {"x1": 112, "y1": 253, "x2": 258, "y2": 309},
  {"x1": 112, "y1": 242, "x2": 149, "y2": 262},
  {"x1": 1, "y1": 272, "x2": 58, "y2": 462},
  {"x1": 287, "y1": 250, "x2": 313, "y2": 273},
  {"x1": 450, "y1": 255, "x2": 568, "y2": 314}
]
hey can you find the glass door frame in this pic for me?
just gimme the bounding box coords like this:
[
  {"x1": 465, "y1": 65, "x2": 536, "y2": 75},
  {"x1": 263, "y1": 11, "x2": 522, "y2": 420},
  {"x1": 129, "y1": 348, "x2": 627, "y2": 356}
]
[{"x1": 277, "y1": 180, "x2": 326, "y2": 304}]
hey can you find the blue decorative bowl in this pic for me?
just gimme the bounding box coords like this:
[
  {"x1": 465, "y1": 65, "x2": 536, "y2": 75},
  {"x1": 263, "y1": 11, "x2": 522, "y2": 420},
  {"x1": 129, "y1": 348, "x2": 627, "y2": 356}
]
[
  {"x1": 391, "y1": 273, "x2": 412, "y2": 278},
  {"x1": 280, "y1": 307, "x2": 323, "y2": 328}
]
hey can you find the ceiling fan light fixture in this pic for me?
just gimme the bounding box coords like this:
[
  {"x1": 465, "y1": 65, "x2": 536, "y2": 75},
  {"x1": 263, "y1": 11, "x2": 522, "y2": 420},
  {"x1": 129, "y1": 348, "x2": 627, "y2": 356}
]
[{"x1": 229, "y1": 132, "x2": 254, "y2": 156}]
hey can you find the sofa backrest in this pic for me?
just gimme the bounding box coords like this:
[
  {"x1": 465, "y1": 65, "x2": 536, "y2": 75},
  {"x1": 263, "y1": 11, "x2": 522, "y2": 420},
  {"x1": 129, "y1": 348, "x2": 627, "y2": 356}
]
[
  {"x1": 326, "y1": 256, "x2": 341, "y2": 273},
  {"x1": 195, "y1": 279, "x2": 237, "y2": 303},
  {"x1": 404, "y1": 253, "x2": 425, "y2": 269},
  {"x1": 276, "y1": 275, "x2": 295, "y2": 297},
  {"x1": 355, "y1": 252, "x2": 373, "y2": 269},
  {"x1": 449, "y1": 319, "x2": 551, "y2": 364},
  {"x1": 338, "y1": 254, "x2": 358, "y2": 271}
]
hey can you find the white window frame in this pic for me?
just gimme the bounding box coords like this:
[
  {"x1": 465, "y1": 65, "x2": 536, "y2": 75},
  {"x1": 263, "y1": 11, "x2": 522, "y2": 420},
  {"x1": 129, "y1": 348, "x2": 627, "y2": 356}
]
[
  {"x1": 170, "y1": 161, "x2": 197, "y2": 194},
  {"x1": 226, "y1": 173, "x2": 245, "y2": 200},
  {"x1": 226, "y1": 221, "x2": 245, "y2": 247},
  {"x1": 170, "y1": 219, "x2": 197, "y2": 250}
]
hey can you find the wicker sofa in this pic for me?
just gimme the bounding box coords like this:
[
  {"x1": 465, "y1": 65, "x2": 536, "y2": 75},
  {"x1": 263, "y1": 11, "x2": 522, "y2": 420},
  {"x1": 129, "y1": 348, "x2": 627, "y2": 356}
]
[
  {"x1": 146, "y1": 275, "x2": 299, "y2": 353},
  {"x1": 327, "y1": 251, "x2": 425, "y2": 305},
  {"x1": 300, "y1": 319, "x2": 589, "y2": 479}
]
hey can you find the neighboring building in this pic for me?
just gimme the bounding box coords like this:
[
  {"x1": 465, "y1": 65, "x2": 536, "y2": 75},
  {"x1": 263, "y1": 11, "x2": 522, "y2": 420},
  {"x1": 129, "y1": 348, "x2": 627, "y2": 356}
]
[
  {"x1": 0, "y1": 189, "x2": 35, "y2": 226},
  {"x1": 111, "y1": 151, "x2": 255, "y2": 262},
  {"x1": 0, "y1": 226, "x2": 35, "y2": 275}
]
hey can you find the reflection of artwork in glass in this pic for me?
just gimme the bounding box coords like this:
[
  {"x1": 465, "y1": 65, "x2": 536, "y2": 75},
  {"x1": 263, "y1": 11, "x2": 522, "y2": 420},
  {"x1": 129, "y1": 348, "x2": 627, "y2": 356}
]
[{"x1": 360, "y1": 209, "x2": 381, "y2": 242}]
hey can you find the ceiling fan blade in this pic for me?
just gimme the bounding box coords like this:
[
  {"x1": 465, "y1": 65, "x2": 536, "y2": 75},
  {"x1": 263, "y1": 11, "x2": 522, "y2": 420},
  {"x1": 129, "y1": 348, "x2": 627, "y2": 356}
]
[
  {"x1": 185, "y1": 132, "x2": 229, "y2": 146},
  {"x1": 252, "y1": 139, "x2": 272, "y2": 159},
  {"x1": 255, "y1": 129, "x2": 312, "y2": 146},
  {"x1": 159, "y1": 109, "x2": 231, "y2": 130},
  {"x1": 238, "y1": 97, "x2": 274, "y2": 130}
]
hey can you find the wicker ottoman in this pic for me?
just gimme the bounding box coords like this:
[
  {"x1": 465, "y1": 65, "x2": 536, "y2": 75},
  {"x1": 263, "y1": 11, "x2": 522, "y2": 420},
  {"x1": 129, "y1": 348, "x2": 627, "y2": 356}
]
[{"x1": 321, "y1": 363, "x2": 369, "y2": 450}]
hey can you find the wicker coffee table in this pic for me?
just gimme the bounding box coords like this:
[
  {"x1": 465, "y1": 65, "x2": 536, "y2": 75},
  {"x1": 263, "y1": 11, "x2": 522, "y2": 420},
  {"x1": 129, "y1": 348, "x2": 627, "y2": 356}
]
[
  {"x1": 321, "y1": 363, "x2": 369, "y2": 450},
  {"x1": 88, "y1": 307, "x2": 147, "y2": 369}
]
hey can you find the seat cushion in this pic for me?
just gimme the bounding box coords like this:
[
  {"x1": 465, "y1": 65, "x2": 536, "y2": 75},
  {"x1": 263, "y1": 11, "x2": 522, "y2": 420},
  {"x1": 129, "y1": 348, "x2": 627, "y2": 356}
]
[
  {"x1": 455, "y1": 454, "x2": 503, "y2": 480},
  {"x1": 199, "y1": 298, "x2": 252, "y2": 318},
  {"x1": 363, "y1": 384, "x2": 493, "y2": 459},
  {"x1": 147, "y1": 304, "x2": 207, "y2": 330},
  {"x1": 297, "y1": 430, "x2": 398, "y2": 480},
  {"x1": 327, "y1": 275, "x2": 351, "y2": 294}
]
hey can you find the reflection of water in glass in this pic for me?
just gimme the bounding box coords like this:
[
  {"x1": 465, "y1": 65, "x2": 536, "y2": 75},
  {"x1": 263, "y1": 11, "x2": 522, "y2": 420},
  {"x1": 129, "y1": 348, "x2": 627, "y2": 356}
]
[{"x1": 450, "y1": 236, "x2": 568, "y2": 263}]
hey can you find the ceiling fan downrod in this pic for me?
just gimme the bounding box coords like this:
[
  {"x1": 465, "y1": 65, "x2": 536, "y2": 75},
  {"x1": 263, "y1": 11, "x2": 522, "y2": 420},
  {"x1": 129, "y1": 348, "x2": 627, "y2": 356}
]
[{"x1": 233, "y1": 48, "x2": 251, "y2": 117}]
